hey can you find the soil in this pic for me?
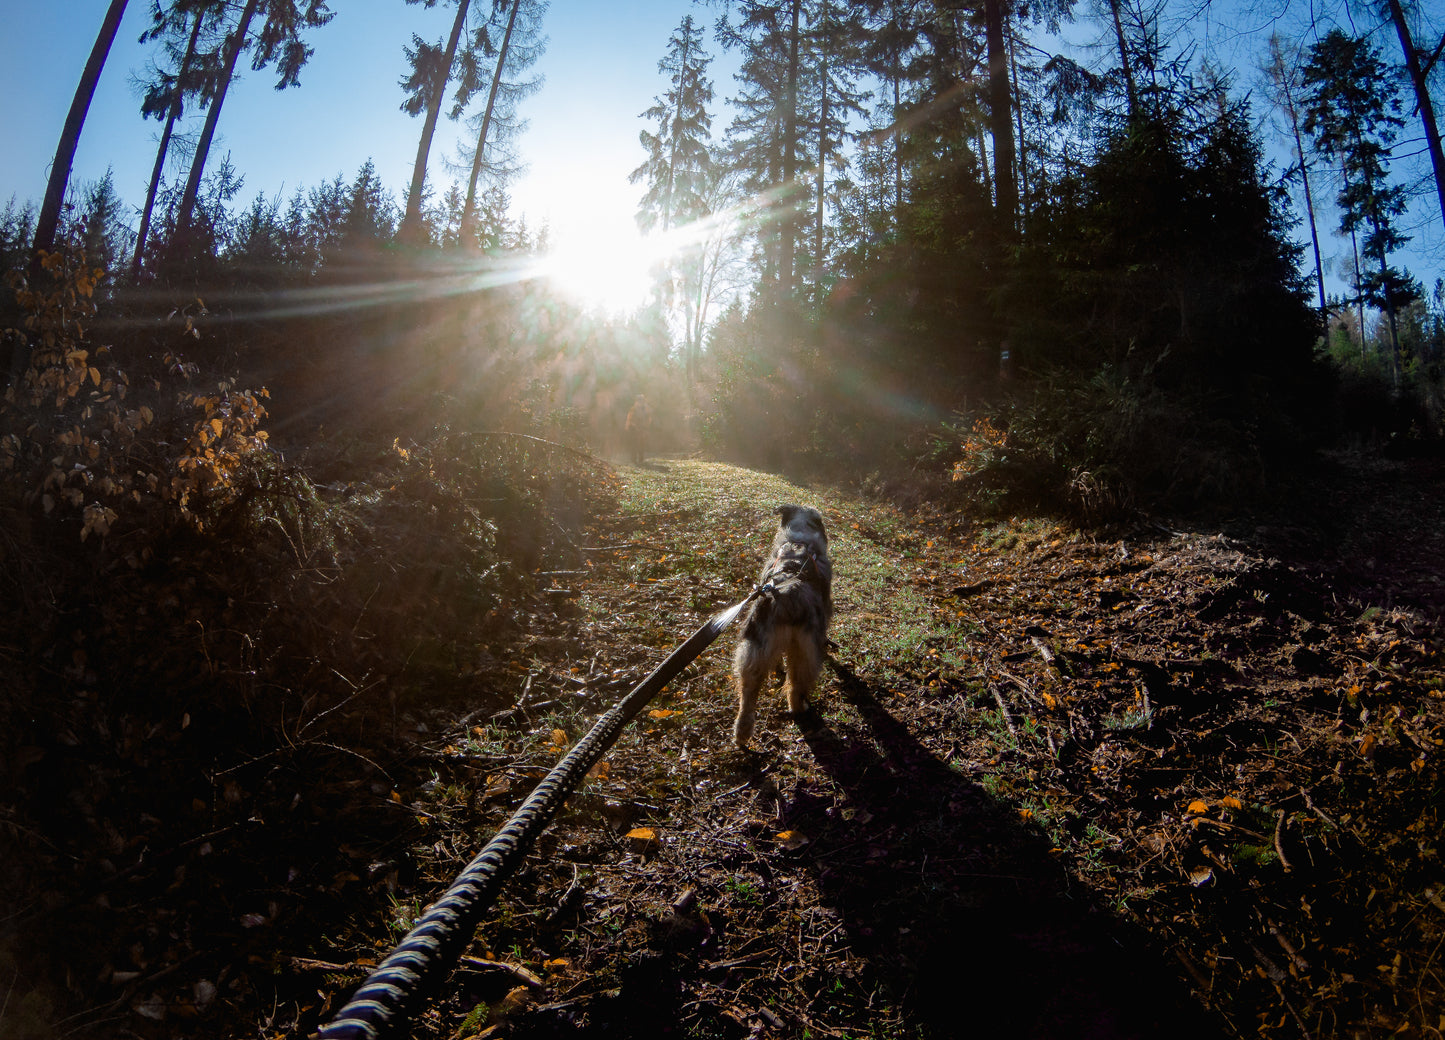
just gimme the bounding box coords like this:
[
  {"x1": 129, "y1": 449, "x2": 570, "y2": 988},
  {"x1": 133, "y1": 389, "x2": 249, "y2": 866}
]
[{"x1": 4, "y1": 451, "x2": 1443, "y2": 1039}]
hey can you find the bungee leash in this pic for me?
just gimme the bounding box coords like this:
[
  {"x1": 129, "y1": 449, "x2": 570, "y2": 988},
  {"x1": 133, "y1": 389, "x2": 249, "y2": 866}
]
[{"x1": 319, "y1": 586, "x2": 763, "y2": 1039}]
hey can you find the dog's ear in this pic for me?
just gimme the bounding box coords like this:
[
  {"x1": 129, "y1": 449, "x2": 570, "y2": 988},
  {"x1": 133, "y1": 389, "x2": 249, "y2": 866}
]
[{"x1": 775, "y1": 504, "x2": 801, "y2": 527}]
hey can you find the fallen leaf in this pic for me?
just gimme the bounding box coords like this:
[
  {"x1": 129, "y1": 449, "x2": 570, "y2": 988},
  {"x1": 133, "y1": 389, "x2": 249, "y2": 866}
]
[{"x1": 1187, "y1": 799, "x2": 1210, "y2": 815}]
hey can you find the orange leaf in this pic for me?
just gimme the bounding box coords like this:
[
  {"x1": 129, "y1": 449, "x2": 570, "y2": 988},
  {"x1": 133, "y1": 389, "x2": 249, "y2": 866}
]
[
  {"x1": 626, "y1": 827, "x2": 656, "y2": 841},
  {"x1": 648, "y1": 708, "x2": 679, "y2": 718},
  {"x1": 1221, "y1": 795, "x2": 1243, "y2": 810},
  {"x1": 1186, "y1": 799, "x2": 1210, "y2": 815},
  {"x1": 1359, "y1": 733, "x2": 1377, "y2": 759},
  {"x1": 550, "y1": 729, "x2": 567, "y2": 746}
]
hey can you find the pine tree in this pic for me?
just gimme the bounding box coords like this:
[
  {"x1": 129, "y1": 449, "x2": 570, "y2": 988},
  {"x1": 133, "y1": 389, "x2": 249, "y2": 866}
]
[
  {"x1": 856, "y1": 1, "x2": 919, "y2": 227},
  {"x1": 980, "y1": 0, "x2": 1016, "y2": 230},
  {"x1": 173, "y1": 0, "x2": 333, "y2": 253},
  {"x1": 457, "y1": 0, "x2": 547, "y2": 244},
  {"x1": 799, "y1": 0, "x2": 868, "y2": 301},
  {"x1": 133, "y1": 0, "x2": 231, "y2": 277},
  {"x1": 719, "y1": 0, "x2": 808, "y2": 300},
  {"x1": 1301, "y1": 28, "x2": 1420, "y2": 380},
  {"x1": 632, "y1": 14, "x2": 721, "y2": 379},
  {"x1": 1262, "y1": 33, "x2": 1328, "y2": 326},
  {"x1": 29, "y1": 0, "x2": 129, "y2": 282},
  {"x1": 399, "y1": 0, "x2": 495, "y2": 242},
  {"x1": 78, "y1": 168, "x2": 133, "y2": 281},
  {"x1": 632, "y1": 14, "x2": 715, "y2": 235}
]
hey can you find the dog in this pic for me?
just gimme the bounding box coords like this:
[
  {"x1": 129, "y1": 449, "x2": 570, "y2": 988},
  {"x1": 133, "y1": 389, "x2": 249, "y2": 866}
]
[{"x1": 732, "y1": 504, "x2": 833, "y2": 747}]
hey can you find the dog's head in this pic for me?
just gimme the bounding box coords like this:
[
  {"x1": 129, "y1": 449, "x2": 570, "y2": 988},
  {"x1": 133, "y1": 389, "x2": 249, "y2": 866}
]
[{"x1": 776, "y1": 504, "x2": 827, "y2": 546}]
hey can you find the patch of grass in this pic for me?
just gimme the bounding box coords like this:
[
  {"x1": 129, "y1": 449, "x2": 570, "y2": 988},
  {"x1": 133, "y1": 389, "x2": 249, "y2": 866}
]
[
  {"x1": 723, "y1": 877, "x2": 763, "y2": 908},
  {"x1": 616, "y1": 461, "x2": 946, "y2": 686}
]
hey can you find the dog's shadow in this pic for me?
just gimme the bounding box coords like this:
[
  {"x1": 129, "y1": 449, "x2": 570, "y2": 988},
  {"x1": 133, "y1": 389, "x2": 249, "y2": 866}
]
[{"x1": 776, "y1": 659, "x2": 1221, "y2": 1039}]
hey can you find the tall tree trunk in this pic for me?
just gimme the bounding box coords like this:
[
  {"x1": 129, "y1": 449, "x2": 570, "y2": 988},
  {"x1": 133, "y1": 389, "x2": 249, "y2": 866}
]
[
  {"x1": 1371, "y1": 213, "x2": 1402, "y2": 385},
  {"x1": 982, "y1": 0, "x2": 1016, "y2": 232},
  {"x1": 1008, "y1": 24, "x2": 1029, "y2": 217},
  {"x1": 1294, "y1": 124, "x2": 1328, "y2": 324},
  {"x1": 461, "y1": 0, "x2": 519, "y2": 243},
  {"x1": 892, "y1": 74, "x2": 903, "y2": 224},
  {"x1": 176, "y1": 0, "x2": 260, "y2": 239},
  {"x1": 1383, "y1": 0, "x2": 1445, "y2": 233},
  {"x1": 1106, "y1": 0, "x2": 1139, "y2": 119},
  {"x1": 133, "y1": 7, "x2": 204, "y2": 278},
  {"x1": 402, "y1": 0, "x2": 471, "y2": 242},
  {"x1": 815, "y1": 19, "x2": 829, "y2": 305},
  {"x1": 779, "y1": 0, "x2": 802, "y2": 299},
  {"x1": 29, "y1": 0, "x2": 129, "y2": 281},
  {"x1": 1271, "y1": 40, "x2": 1328, "y2": 324},
  {"x1": 1349, "y1": 224, "x2": 1367, "y2": 362},
  {"x1": 977, "y1": 129, "x2": 991, "y2": 196}
]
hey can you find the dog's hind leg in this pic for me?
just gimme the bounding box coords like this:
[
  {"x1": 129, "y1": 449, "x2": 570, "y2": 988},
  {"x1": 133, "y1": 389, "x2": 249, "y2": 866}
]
[
  {"x1": 733, "y1": 641, "x2": 769, "y2": 748},
  {"x1": 783, "y1": 634, "x2": 822, "y2": 717}
]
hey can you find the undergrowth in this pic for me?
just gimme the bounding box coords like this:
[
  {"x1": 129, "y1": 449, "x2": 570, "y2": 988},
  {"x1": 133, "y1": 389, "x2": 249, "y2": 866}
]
[{"x1": 0, "y1": 254, "x2": 620, "y2": 1038}]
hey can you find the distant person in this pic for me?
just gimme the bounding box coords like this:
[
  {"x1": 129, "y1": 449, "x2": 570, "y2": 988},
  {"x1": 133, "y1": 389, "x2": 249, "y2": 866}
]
[{"x1": 625, "y1": 394, "x2": 652, "y2": 465}]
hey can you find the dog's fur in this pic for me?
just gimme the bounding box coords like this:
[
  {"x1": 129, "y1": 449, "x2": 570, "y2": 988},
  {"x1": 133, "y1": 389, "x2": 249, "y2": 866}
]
[{"x1": 733, "y1": 504, "x2": 833, "y2": 747}]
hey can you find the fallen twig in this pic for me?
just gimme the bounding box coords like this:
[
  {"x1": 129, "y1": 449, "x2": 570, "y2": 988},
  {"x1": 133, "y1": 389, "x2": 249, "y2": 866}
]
[{"x1": 989, "y1": 684, "x2": 1019, "y2": 739}]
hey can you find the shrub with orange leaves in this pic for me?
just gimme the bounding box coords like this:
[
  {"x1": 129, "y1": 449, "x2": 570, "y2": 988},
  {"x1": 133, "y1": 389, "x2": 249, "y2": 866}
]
[
  {"x1": 2, "y1": 244, "x2": 275, "y2": 542},
  {"x1": 951, "y1": 416, "x2": 1009, "y2": 483}
]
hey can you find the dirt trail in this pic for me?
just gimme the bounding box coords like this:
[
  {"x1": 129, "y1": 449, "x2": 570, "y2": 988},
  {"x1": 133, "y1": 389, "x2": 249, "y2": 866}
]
[
  {"x1": 402, "y1": 455, "x2": 1440, "y2": 1040},
  {"x1": 365, "y1": 460, "x2": 1229, "y2": 1037}
]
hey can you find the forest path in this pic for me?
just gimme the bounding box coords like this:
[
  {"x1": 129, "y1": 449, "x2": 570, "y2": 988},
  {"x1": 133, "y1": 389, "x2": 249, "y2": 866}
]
[
  {"x1": 400, "y1": 457, "x2": 1224, "y2": 1038},
  {"x1": 430, "y1": 453, "x2": 1443, "y2": 1040}
]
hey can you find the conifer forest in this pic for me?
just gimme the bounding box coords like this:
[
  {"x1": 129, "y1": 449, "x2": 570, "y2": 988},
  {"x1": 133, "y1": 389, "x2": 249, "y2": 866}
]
[{"x1": 3, "y1": 1, "x2": 1445, "y2": 1038}]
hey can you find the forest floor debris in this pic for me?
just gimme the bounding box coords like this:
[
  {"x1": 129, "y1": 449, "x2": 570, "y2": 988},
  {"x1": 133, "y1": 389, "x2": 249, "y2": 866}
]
[{"x1": 3, "y1": 452, "x2": 1443, "y2": 1039}]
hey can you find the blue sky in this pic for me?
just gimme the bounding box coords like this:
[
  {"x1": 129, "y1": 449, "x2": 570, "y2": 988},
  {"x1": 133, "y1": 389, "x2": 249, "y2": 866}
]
[{"x1": 0, "y1": 0, "x2": 713, "y2": 250}]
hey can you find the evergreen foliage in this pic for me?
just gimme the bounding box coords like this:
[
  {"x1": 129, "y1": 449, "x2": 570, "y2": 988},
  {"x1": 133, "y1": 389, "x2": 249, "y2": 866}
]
[
  {"x1": 632, "y1": 14, "x2": 715, "y2": 235},
  {"x1": 1300, "y1": 28, "x2": 1421, "y2": 375}
]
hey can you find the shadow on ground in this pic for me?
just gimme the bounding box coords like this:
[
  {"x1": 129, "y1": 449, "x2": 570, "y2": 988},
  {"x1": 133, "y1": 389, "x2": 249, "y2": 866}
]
[{"x1": 788, "y1": 660, "x2": 1222, "y2": 1040}]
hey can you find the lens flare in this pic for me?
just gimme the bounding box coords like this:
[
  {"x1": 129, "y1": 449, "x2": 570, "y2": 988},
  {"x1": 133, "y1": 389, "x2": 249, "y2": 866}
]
[{"x1": 539, "y1": 222, "x2": 665, "y2": 314}]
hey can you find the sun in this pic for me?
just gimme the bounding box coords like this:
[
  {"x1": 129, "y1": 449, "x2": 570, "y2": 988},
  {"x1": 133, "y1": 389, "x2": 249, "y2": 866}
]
[{"x1": 539, "y1": 216, "x2": 664, "y2": 314}]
